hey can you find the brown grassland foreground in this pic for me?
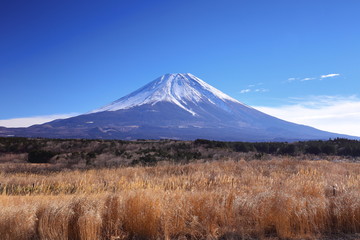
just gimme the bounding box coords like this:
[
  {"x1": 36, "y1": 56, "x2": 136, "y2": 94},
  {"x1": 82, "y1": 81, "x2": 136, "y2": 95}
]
[{"x1": 0, "y1": 158, "x2": 360, "y2": 240}]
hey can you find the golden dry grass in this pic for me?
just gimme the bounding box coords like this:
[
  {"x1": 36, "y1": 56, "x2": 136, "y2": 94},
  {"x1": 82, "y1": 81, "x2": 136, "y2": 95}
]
[{"x1": 1, "y1": 158, "x2": 360, "y2": 239}]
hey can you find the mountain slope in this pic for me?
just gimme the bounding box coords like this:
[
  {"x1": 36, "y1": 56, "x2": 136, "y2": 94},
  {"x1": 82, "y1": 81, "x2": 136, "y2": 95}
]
[{"x1": 0, "y1": 73, "x2": 357, "y2": 141}]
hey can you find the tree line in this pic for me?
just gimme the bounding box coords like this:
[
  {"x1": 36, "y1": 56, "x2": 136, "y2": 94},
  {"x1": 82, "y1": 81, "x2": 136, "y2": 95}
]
[
  {"x1": 194, "y1": 138, "x2": 360, "y2": 157},
  {"x1": 0, "y1": 137, "x2": 360, "y2": 165}
]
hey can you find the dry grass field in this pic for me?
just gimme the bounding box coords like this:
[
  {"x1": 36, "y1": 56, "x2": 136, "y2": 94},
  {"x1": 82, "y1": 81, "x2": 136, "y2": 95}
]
[{"x1": 1, "y1": 158, "x2": 360, "y2": 239}]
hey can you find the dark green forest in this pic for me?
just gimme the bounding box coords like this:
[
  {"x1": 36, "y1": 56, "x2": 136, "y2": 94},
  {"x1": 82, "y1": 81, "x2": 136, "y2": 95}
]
[
  {"x1": 194, "y1": 138, "x2": 360, "y2": 157},
  {"x1": 0, "y1": 137, "x2": 360, "y2": 167}
]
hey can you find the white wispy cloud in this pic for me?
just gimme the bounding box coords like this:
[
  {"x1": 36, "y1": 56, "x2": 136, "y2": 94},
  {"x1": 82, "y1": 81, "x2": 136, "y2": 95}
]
[
  {"x1": 301, "y1": 77, "x2": 316, "y2": 81},
  {"x1": 320, "y1": 73, "x2": 340, "y2": 79},
  {"x1": 287, "y1": 73, "x2": 341, "y2": 82},
  {"x1": 240, "y1": 89, "x2": 251, "y2": 94},
  {"x1": 240, "y1": 88, "x2": 269, "y2": 94},
  {"x1": 254, "y1": 88, "x2": 269, "y2": 93},
  {"x1": 254, "y1": 95, "x2": 360, "y2": 137},
  {"x1": 240, "y1": 83, "x2": 268, "y2": 94},
  {"x1": 0, "y1": 113, "x2": 79, "y2": 128}
]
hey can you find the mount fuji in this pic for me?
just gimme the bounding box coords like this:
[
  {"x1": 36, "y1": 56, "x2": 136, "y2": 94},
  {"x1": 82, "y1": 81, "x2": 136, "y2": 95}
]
[{"x1": 0, "y1": 73, "x2": 356, "y2": 141}]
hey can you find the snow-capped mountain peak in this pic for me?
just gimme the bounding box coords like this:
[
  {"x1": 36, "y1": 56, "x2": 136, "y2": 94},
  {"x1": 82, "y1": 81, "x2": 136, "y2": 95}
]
[{"x1": 93, "y1": 73, "x2": 241, "y2": 115}]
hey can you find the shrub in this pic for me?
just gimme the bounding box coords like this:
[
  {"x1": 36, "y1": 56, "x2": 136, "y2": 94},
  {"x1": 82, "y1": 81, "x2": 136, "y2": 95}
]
[
  {"x1": 28, "y1": 150, "x2": 56, "y2": 163},
  {"x1": 305, "y1": 145, "x2": 321, "y2": 155}
]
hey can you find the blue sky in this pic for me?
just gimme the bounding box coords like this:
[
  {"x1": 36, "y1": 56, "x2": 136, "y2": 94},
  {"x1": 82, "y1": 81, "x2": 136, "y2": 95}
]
[{"x1": 1, "y1": 0, "x2": 360, "y2": 136}]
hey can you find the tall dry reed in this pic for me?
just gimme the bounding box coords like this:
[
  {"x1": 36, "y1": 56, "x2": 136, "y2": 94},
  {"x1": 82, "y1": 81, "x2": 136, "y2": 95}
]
[{"x1": 0, "y1": 158, "x2": 360, "y2": 239}]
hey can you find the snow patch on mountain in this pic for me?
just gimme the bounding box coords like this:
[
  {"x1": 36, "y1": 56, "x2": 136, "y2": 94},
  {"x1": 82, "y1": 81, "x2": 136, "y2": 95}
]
[{"x1": 93, "y1": 73, "x2": 242, "y2": 115}]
